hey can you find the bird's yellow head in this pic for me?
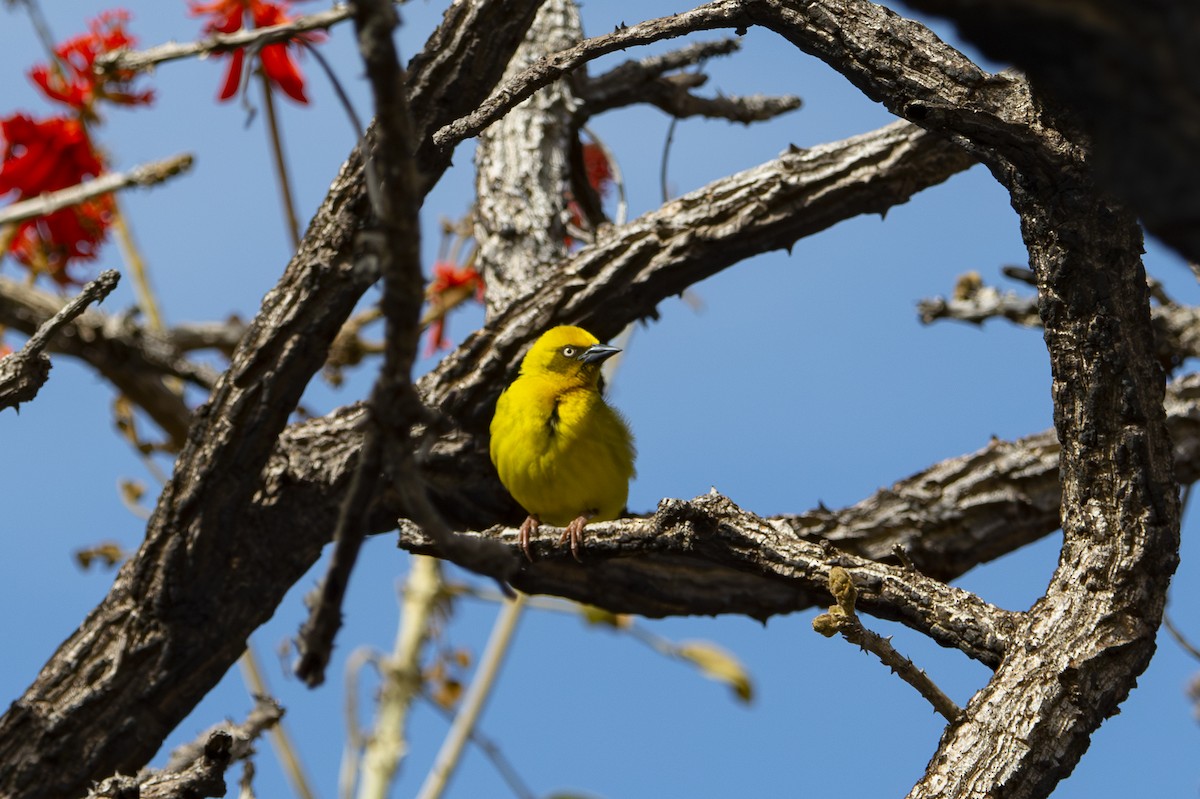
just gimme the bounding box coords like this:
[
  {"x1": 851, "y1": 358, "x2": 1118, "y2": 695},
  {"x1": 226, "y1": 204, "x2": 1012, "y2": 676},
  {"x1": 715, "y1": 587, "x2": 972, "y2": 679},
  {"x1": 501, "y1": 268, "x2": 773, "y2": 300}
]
[{"x1": 519, "y1": 325, "x2": 620, "y2": 386}]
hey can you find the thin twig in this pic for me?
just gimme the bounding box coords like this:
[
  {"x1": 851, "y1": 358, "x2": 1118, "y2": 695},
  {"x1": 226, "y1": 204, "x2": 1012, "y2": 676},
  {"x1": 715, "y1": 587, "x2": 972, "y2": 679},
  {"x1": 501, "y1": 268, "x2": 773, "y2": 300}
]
[
  {"x1": 1163, "y1": 614, "x2": 1200, "y2": 664},
  {"x1": 260, "y1": 71, "x2": 302, "y2": 249},
  {"x1": 0, "y1": 154, "x2": 194, "y2": 228},
  {"x1": 813, "y1": 567, "x2": 961, "y2": 722},
  {"x1": 0, "y1": 270, "x2": 119, "y2": 410},
  {"x1": 660, "y1": 117, "x2": 678, "y2": 203},
  {"x1": 432, "y1": 5, "x2": 743, "y2": 148},
  {"x1": 415, "y1": 593, "x2": 528, "y2": 799},
  {"x1": 421, "y1": 693, "x2": 537, "y2": 799},
  {"x1": 95, "y1": 4, "x2": 354, "y2": 75},
  {"x1": 294, "y1": 0, "x2": 422, "y2": 688},
  {"x1": 13, "y1": 0, "x2": 58, "y2": 58},
  {"x1": 238, "y1": 645, "x2": 317, "y2": 799}
]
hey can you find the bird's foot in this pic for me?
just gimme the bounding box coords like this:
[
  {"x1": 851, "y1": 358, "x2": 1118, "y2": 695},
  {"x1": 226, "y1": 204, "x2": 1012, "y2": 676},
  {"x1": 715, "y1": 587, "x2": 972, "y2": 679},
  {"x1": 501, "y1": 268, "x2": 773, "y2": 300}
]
[
  {"x1": 518, "y1": 515, "x2": 541, "y2": 561},
  {"x1": 558, "y1": 513, "x2": 595, "y2": 563}
]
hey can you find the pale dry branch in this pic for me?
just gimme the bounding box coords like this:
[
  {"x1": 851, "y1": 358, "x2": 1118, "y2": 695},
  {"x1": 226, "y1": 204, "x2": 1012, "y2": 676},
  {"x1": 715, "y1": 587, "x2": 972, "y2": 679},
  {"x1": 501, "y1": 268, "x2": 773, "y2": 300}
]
[
  {"x1": 95, "y1": 4, "x2": 353, "y2": 75},
  {"x1": 0, "y1": 154, "x2": 193, "y2": 228}
]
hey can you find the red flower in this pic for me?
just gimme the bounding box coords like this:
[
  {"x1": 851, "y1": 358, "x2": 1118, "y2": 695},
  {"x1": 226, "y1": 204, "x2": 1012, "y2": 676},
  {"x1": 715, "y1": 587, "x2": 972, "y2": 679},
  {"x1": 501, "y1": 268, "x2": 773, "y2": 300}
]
[
  {"x1": 0, "y1": 114, "x2": 112, "y2": 284},
  {"x1": 0, "y1": 115, "x2": 103, "y2": 195},
  {"x1": 190, "y1": 0, "x2": 321, "y2": 104},
  {"x1": 28, "y1": 10, "x2": 154, "y2": 116},
  {"x1": 581, "y1": 142, "x2": 614, "y2": 197},
  {"x1": 423, "y1": 261, "x2": 484, "y2": 354}
]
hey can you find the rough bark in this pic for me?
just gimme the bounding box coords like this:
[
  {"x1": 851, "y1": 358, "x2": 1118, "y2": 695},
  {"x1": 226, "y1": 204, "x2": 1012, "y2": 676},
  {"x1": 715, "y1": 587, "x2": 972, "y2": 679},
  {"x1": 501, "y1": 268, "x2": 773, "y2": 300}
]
[
  {"x1": 474, "y1": 0, "x2": 582, "y2": 316},
  {"x1": 900, "y1": 0, "x2": 1200, "y2": 264},
  {"x1": 0, "y1": 1, "x2": 546, "y2": 796},
  {"x1": 0, "y1": 1, "x2": 1185, "y2": 798}
]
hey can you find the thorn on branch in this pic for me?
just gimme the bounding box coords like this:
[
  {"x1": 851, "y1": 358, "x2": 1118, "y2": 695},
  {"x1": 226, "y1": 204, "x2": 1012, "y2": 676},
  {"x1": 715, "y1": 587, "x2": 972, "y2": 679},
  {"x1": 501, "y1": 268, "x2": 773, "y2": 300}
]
[{"x1": 812, "y1": 566, "x2": 962, "y2": 722}]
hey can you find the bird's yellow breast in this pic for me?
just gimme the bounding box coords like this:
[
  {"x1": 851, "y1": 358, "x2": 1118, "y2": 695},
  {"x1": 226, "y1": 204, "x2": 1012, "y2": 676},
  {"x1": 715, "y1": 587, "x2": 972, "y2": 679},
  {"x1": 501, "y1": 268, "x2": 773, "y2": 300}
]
[{"x1": 490, "y1": 372, "x2": 635, "y2": 527}]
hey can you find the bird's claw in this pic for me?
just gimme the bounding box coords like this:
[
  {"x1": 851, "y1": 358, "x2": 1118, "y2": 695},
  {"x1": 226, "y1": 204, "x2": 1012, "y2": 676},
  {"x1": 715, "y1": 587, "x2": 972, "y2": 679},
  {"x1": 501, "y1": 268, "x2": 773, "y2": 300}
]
[
  {"x1": 559, "y1": 514, "x2": 592, "y2": 563},
  {"x1": 518, "y1": 515, "x2": 541, "y2": 562}
]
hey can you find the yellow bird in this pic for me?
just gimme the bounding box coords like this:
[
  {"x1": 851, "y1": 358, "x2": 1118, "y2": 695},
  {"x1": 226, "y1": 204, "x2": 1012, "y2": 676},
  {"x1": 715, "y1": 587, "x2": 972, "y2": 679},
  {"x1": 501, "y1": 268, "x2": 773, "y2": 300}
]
[{"x1": 490, "y1": 326, "x2": 636, "y2": 561}]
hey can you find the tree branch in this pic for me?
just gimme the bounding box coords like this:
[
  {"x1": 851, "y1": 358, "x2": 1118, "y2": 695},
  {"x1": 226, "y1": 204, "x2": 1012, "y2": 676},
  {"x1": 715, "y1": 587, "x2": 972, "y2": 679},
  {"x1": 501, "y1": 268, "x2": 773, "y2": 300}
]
[
  {"x1": 919, "y1": 275, "x2": 1200, "y2": 374},
  {"x1": 88, "y1": 698, "x2": 283, "y2": 799},
  {"x1": 899, "y1": 0, "x2": 1200, "y2": 264},
  {"x1": 0, "y1": 275, "x2": 213, "y2": 446},
  {"x1": 0, "y1": 154, "x2": 193, "y2": 228},
  {"x1": 0, "y1": 270, "x2": 119, "y2": 411},
  {"x1": 400, "y1": 491, "x2": 1019, "y2": 668},
  {"x1": 576, "y1": 38, "x2": 802, "y2": 123},
  {"x1": 0, "y1": 1, "x2": 548, "y2": 796},
  {"x1": 94, "y1": 4, "x2": 354, "y2": 75},
  {"x1": 813, "y1": 567, "x2": 961, "y2": 721}
]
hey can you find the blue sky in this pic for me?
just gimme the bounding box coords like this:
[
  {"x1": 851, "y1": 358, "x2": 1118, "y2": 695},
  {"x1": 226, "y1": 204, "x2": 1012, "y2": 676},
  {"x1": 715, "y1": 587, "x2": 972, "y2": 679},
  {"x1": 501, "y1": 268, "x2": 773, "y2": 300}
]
[{"x1": 2, "y1": 2, "x2": 1198, "y2": 797}]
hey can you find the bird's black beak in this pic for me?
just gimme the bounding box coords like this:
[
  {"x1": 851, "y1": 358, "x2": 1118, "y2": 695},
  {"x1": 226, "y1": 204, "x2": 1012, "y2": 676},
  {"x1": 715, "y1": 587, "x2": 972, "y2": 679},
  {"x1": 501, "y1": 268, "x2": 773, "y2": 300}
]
[{"x1": 579, "y1": 344, "x2": 621, "y2": 364}]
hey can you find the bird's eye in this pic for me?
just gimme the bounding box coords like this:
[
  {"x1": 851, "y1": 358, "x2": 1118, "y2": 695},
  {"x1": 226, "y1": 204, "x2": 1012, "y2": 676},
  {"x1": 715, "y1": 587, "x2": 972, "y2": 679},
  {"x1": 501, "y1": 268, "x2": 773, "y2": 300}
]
[{"x1": 562, "y1": 346, "x2": 578, "y2": 358}]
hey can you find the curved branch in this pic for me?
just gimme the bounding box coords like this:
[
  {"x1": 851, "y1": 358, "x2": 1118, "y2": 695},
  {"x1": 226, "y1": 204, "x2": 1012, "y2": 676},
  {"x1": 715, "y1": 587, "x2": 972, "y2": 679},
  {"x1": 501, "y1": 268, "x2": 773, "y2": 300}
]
[{"x1": 900, "y1": 0, "x2": 1200, "y2": 264}]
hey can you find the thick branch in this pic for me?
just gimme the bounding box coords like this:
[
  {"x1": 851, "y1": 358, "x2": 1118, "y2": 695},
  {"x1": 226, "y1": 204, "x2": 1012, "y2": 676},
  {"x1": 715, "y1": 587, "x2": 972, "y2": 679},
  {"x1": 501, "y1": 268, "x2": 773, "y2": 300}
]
[
  {"x1": 0, "y1": 2, "x2": 547, "y2": 796},
  {"x1": 901, "y1": 0, "x2": 1200, "y2": 264},
  {"x1": 399, "y1": 491, "x2": 1018, "y2": 668}
]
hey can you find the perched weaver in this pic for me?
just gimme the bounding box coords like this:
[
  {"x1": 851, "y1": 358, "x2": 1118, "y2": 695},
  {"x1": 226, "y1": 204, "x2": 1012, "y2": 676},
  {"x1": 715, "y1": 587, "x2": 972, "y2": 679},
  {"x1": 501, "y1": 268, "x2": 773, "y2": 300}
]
[{"x1": 489, "y1": 326, "x2": 636, "y2": 561}]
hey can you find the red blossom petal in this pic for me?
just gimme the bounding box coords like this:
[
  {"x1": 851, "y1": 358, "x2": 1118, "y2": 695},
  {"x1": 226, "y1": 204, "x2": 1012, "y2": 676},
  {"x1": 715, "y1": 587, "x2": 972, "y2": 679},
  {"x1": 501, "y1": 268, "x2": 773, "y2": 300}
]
[
  {"x1": 190, "y1": 0, "x2": 246, "y2": 34},
  {"x1": 259, "y1": 43, "x2": 308, "y2": 103},
  {"x1": 217, "y1": 48, "x2": 246, "y2": 100}
]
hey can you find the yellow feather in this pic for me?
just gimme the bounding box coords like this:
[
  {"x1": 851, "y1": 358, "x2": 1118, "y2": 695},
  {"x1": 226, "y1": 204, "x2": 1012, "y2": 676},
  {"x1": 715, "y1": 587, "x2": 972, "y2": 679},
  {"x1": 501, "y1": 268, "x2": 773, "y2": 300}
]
[{"x1": 490, "y1": 326, "x2": 636, "y2": 557}]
